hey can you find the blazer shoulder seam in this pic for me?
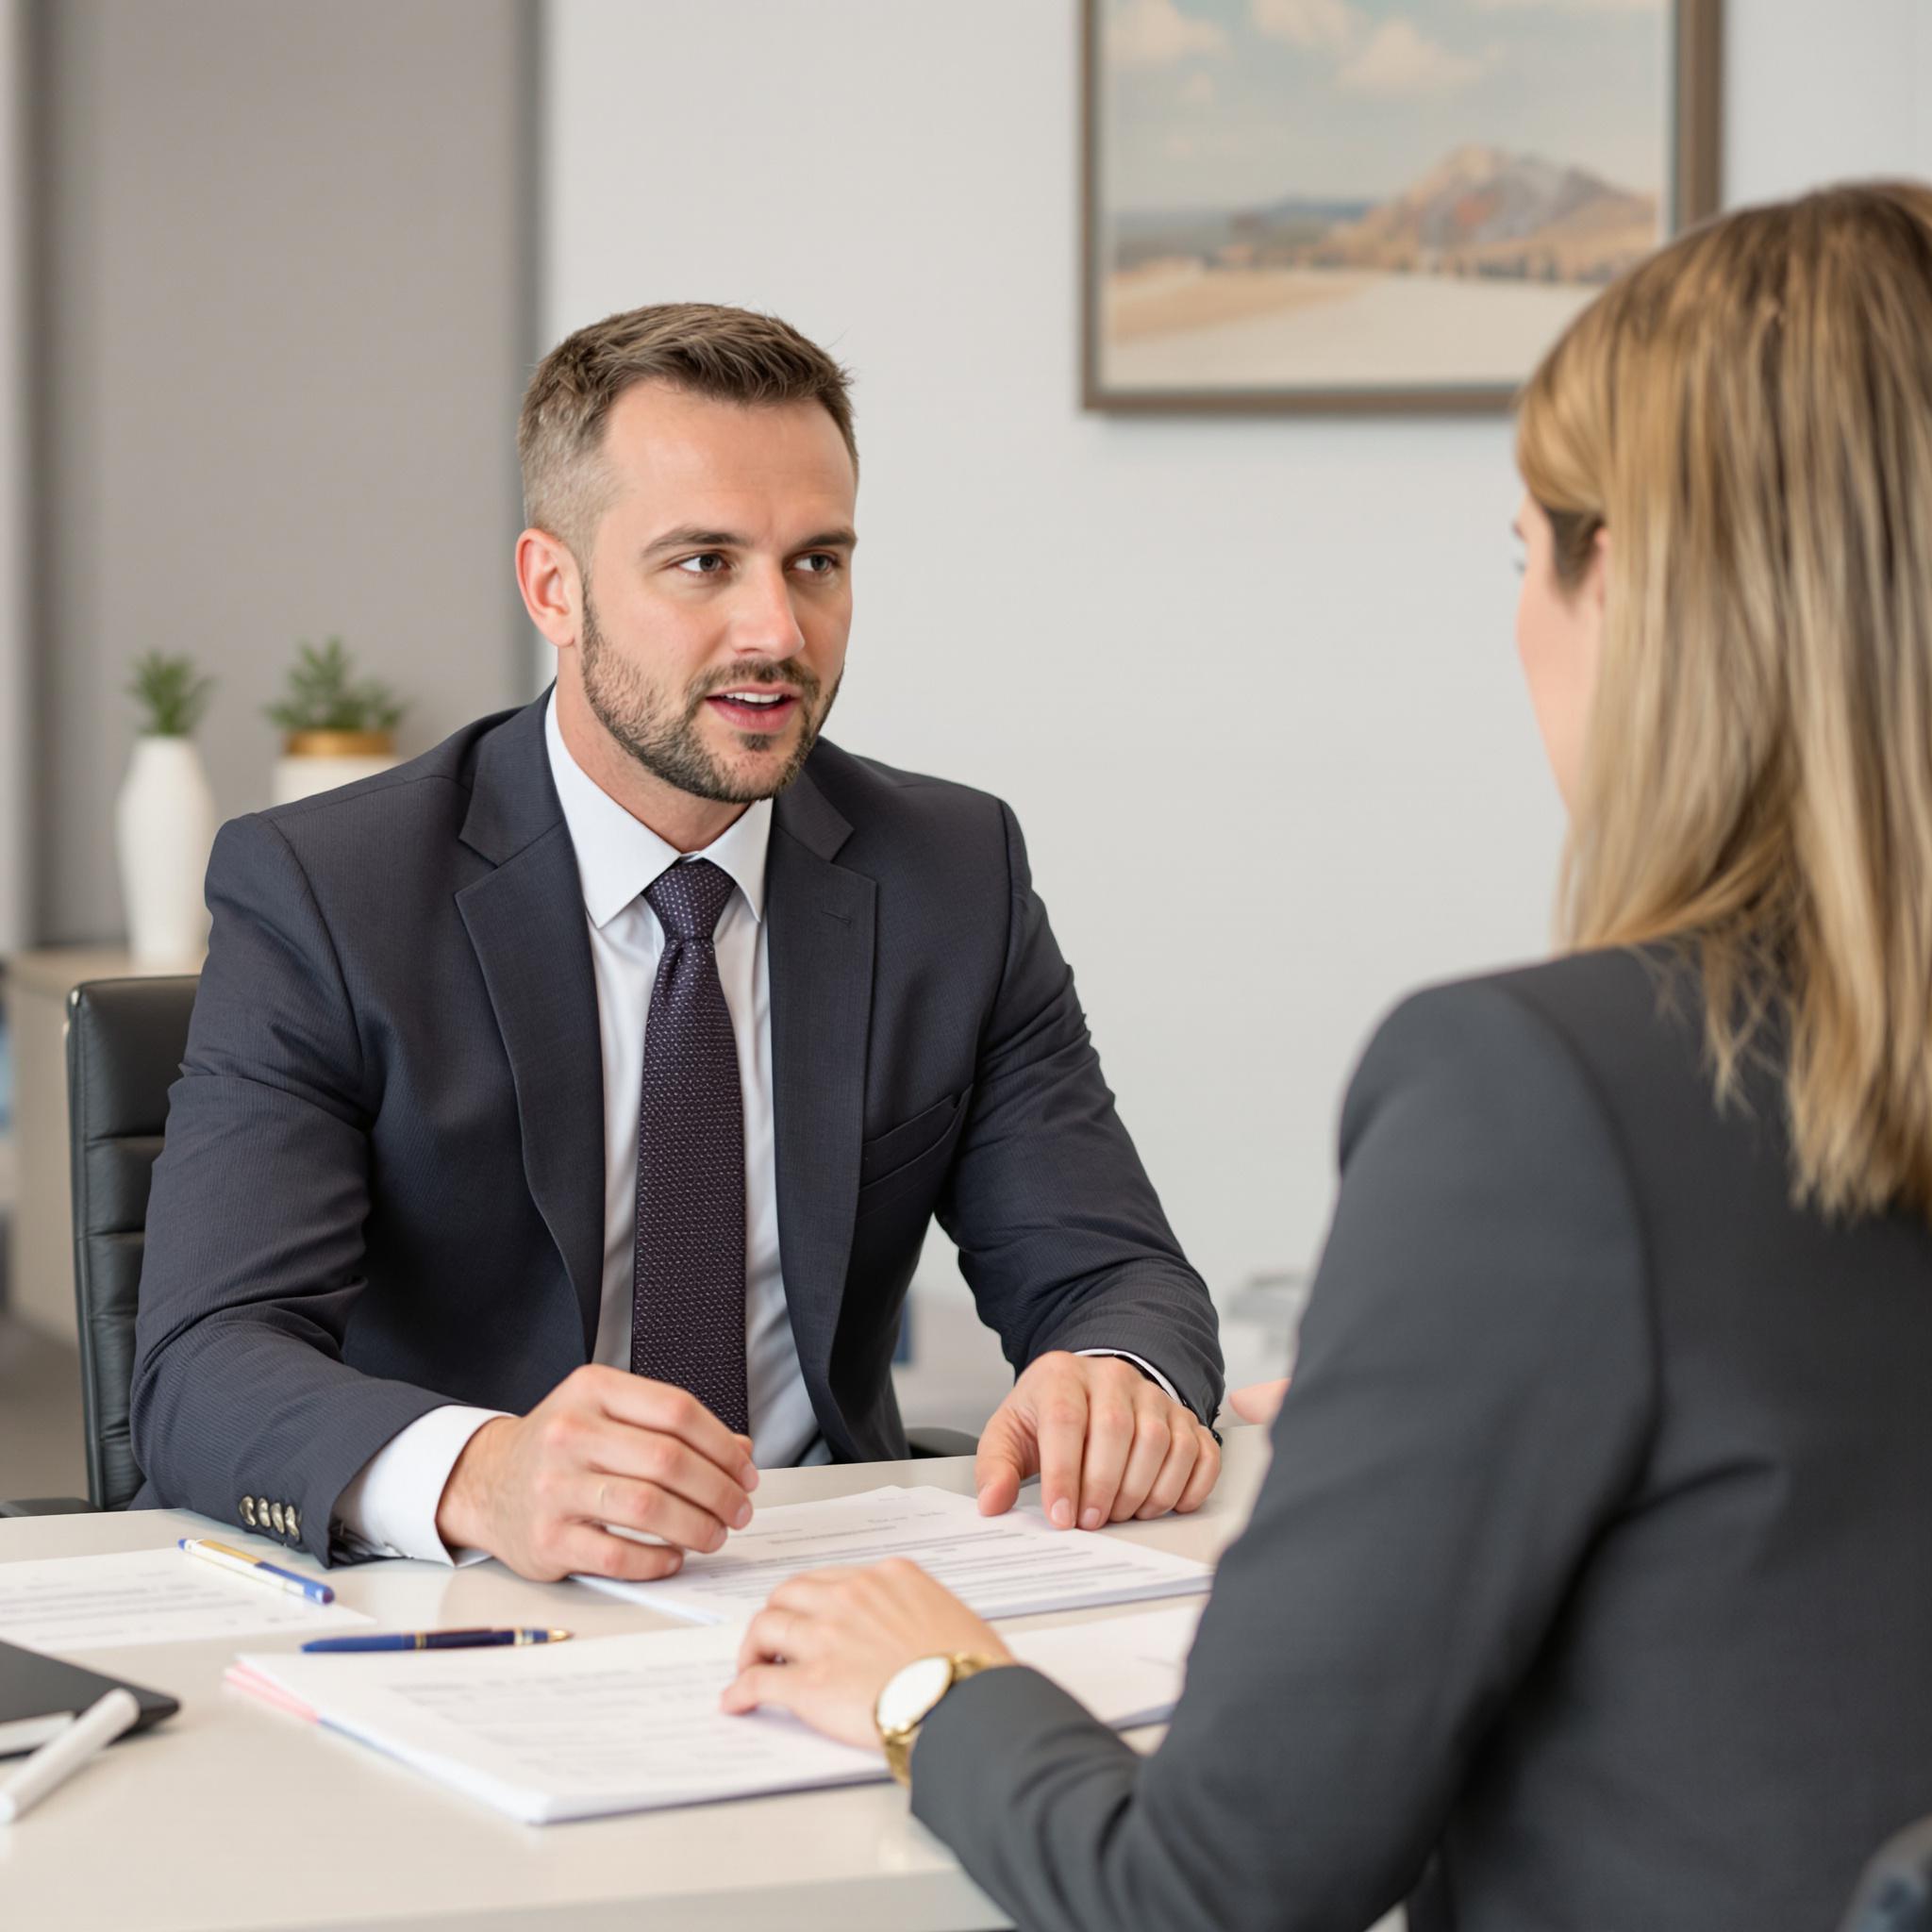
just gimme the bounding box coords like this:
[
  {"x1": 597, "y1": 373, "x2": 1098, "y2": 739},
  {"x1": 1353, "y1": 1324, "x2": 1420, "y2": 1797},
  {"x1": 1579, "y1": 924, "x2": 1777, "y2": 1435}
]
[
  {"x1": 266, "y1": 768, "x2": 474, "y2": 826},
  {"x1": 249, "y1": 811, "x2": 368, "y2": 1096},
  {"x1": 832, "y1": 746, "x2": 1003, "y2": 804},
  {"x1": 1482, "y1": 975, "x2": 1664, "y2": 1434}
]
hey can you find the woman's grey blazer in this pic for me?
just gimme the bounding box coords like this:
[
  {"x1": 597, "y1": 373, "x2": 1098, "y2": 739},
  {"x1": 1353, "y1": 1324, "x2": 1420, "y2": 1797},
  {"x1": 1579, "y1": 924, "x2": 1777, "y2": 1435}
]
[{"x1": 913, "y1": 945, "x2": 1932, "y2": 1932}]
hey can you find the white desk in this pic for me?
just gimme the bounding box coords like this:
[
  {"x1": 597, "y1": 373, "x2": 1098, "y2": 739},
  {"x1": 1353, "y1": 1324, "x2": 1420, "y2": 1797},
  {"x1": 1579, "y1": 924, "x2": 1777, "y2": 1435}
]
[{"x1": 0, "y1": 1433, "x2": 1269, "y2": 1932}]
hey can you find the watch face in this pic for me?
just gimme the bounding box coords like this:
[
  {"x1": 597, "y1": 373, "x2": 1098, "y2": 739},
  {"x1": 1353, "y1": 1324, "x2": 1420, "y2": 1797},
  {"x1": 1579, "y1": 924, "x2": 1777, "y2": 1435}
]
[{"x1": 876, "y1": 1655, "x2": 957, "y2": 1734}]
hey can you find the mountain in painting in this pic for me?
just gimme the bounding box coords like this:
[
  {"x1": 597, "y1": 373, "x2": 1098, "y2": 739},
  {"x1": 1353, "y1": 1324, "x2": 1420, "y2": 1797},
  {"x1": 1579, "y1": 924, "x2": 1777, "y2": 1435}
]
[{"x1": 1307, "y1": 144, "x2": 1658, "y2": 284}]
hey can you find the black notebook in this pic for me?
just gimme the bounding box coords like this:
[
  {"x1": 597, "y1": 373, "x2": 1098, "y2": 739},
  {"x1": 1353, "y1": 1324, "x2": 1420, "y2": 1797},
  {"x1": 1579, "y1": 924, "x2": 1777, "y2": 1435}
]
[{"x1": 0, "y1": 1640, "x2": 178, "y2": 1757}]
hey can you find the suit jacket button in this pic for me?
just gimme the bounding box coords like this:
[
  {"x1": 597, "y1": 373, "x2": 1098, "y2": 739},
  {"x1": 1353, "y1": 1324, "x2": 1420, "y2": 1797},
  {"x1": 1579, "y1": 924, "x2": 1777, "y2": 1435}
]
[
  {"x1": 240, "y1": 1496, "x2": 257, "y2": 1527},
  {"x1": 286, "y1": 1505, "x2": 300, "y2": 1540},
  {"x1": 270, "y1": 1503, "x2": 287, "y2": 1535}
]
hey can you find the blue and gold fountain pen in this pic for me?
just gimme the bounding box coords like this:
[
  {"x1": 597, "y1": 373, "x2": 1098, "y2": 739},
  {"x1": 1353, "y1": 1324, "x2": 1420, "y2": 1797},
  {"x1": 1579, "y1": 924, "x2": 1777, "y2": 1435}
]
[{"x1": 299, "y1": 1627, "x2": 573, "y2": 1654}]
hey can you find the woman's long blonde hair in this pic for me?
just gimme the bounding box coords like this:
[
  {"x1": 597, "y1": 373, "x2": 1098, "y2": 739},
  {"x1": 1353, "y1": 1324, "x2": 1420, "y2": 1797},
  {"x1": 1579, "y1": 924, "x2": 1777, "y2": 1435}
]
[{"x1": 1518, "y1": 182, "x2": 1932, "y2": 1221}]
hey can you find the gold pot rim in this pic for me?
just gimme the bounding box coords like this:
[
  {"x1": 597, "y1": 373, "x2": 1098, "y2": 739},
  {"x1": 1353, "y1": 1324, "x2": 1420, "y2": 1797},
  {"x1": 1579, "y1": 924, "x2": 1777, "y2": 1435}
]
[{"x1": 283, "y1": 729, "x2": 393, "y2": 758}]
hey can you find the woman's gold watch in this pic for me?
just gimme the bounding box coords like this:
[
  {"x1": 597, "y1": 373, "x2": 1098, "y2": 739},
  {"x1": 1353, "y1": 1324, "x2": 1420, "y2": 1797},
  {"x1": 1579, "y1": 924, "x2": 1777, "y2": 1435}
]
[{"x1": 874, "y1": 1652, "x2": 998, "y2": 1785}]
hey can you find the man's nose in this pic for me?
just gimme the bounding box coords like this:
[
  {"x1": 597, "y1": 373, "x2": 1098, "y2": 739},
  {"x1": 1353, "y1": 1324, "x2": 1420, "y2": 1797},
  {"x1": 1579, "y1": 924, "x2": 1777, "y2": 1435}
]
[{"x1": 730, "y1": 563, "x2": 807, "y2": 659}]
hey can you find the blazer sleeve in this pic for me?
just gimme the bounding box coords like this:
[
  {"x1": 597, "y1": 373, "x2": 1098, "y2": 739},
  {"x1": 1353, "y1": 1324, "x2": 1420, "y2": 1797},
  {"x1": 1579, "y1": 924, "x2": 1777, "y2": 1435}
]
[
  {"x1": 130, "y1": 813, "x2": 458, "y2": 1564},
  {"x1": 910, "y1": 977, "x2": 1657, "y2": 1932},
  {"x1": 933, "y1": 800, "x2": 1224, "y2": 1424}
]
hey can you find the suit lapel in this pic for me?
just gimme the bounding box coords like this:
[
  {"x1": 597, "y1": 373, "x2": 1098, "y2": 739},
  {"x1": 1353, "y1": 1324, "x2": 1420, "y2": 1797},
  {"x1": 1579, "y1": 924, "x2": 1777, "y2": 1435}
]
[
  {"x1": 768, "y1": 769, "x2": 874, "y2": 1409},
  {"x1": 456, "y1": 700, "x2": 606, "y2": 1354}
]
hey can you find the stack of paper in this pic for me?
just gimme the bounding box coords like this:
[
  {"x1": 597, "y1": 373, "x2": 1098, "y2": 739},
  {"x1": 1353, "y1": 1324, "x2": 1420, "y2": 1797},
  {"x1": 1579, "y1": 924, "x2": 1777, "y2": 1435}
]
[
  {"x1": 231, "y1": 1602, "x2": 1203, "y2": 1824},
  {"x1": 0, "y1": 1548, "x2": 372, "y2": 1655},
  {"x1": 577, "y1": 1486, "x2": 1215, "y2": 1625}
]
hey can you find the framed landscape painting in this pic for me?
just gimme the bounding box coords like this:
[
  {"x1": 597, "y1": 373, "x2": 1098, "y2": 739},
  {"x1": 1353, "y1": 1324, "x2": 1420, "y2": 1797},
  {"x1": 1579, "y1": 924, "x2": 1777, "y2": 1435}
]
[{"x1": 1083, "y1": 0, "x2": 1721, "y2": 412}]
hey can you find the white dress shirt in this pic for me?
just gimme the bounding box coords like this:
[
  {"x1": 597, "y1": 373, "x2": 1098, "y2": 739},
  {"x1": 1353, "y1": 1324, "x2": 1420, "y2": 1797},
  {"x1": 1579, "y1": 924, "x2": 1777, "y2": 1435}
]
[{"x1": 333, "y1": 694, "x2": 1174, "y2": 1562}]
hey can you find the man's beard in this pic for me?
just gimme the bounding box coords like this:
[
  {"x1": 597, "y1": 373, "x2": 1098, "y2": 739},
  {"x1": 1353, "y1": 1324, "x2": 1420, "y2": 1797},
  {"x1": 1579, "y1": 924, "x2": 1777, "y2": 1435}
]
[{"x1": 578, "y1": 588, "x2": 839, "y2": 804}]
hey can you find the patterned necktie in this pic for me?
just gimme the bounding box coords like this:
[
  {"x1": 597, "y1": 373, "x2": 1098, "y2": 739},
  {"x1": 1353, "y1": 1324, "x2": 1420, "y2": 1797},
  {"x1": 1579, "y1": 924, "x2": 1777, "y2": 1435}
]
[{"x1": 631, "y1": 858, "x2": 749, "y2": 1436}]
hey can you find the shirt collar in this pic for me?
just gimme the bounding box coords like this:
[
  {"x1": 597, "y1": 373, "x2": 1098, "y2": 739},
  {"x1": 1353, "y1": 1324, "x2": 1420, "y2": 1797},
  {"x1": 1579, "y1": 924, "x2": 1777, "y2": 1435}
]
[{"x1": 544, "y1": 691, "x2": 772, "y2": 931}]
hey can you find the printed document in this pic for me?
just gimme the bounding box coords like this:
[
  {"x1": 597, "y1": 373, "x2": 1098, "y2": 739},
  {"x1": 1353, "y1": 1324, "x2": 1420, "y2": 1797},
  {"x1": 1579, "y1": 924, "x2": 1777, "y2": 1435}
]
[
  {"x1": 232, "y1": 1600, "x2": 1204, "y2": 1823},
  {"x1": 575, "y1": 1485, "x2": 1214, "y2": 1625},
  {"x1": 0, "y1": 1548, "x2": 372, "y2": 1654}
]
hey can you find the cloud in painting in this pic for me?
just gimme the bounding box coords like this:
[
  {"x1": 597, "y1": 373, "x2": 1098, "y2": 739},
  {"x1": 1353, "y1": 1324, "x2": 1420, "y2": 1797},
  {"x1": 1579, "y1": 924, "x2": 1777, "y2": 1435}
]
[
  {"x1": 1338, "y1": 18, "x2": 1488, "y2": 96},
  {"x1": 1179, "y1": 70, "x2": 1218, "y2": 108},
  {"x1": 1108, "y1": 0, "x2": 1229, "y2": 70},
  {"x1": 1250, "y1": 0, "x2": 1361, "y2": 51}
]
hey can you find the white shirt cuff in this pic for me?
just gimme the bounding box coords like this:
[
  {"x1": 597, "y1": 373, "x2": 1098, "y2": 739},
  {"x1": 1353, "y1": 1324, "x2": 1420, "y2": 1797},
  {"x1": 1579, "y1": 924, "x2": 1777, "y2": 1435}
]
[
  {"x1": 1074, "y1": 1348, "x2": 1182, "y2": 1408},
  {"x1": 330, "y1": 1405, "x2": 509, "y2": 1565}
]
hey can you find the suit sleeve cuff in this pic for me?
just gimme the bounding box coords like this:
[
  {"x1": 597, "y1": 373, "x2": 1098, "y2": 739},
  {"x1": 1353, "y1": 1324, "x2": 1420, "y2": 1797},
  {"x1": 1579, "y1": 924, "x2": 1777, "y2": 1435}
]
[{"x1": 330, "y1": 1405, "x2": 508, "y2": 1565}]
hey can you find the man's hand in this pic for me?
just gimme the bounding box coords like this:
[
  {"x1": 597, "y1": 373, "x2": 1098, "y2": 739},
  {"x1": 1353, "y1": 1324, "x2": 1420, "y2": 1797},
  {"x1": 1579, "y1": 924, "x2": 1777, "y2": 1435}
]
[
  {"x1": 974, "y1": 1351, "x2": 1220, "y2": 1530},
  {"x1": 434, "y1": 1365, "x2": 758, "y2": 1582},
  {"x1": 720, "y1": 1559, "x2": 1014, "y2": 1751},
  {"x1": 1228, "y1": 1377, "x2": 1290, "y2": 1425}
]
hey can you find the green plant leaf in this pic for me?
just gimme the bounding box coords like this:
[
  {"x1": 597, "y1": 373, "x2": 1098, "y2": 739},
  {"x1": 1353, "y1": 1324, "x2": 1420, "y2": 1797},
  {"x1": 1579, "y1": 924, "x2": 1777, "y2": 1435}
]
[
  {"x1": 264, "y1": 635, "x2": 411, "y2": 734},
  {"x1": 127, "y1": 651, "x2": 215, "y2": 736}
]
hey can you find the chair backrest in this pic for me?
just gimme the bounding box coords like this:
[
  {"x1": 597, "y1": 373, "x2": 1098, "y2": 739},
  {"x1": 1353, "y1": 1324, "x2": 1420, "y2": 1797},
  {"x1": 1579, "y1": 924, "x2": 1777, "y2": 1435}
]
[
  {"x1": 1841, "y1": 1817, "x2": 1932, "y2": 1932},
  {"x1": 65, "y1": 976, "x2": 198, "y2": 1509}
]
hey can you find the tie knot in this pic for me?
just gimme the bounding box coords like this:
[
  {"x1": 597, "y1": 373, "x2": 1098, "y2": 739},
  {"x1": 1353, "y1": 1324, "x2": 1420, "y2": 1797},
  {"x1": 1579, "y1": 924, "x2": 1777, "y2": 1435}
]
[{"x1": 644, "y1": 858, "x2": 737, "y2": 941}]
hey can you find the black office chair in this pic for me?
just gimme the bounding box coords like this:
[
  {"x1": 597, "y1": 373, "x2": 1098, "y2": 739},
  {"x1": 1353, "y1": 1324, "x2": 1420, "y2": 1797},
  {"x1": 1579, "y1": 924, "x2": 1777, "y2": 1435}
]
[
  {"x1": 1, "y1": 975, "x2": 196, "y2": 1518},
  {"x1": 0, "y1": 974, "x2": 973, "y2": 1521},
  {"x1": 1841, "y1": 1817, "x2": 1932, "y2": 1932}
]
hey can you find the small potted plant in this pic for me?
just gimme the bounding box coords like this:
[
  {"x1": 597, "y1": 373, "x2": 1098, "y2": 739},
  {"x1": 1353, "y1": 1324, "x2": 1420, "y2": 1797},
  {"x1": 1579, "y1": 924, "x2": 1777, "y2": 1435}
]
[
  {"x1": 116, "y1": 653, "x2": 219, "y2": 965},
  {"x1": 266, "y1": 637, "x2": 409, "y2": 806}
]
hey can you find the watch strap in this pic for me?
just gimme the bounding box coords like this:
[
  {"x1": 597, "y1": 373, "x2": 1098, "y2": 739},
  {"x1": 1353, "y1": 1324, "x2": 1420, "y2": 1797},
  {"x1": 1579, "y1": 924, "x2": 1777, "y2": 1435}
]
[{"x1": 879, "y1": 1652, "x2": 995, "y2": 1785}]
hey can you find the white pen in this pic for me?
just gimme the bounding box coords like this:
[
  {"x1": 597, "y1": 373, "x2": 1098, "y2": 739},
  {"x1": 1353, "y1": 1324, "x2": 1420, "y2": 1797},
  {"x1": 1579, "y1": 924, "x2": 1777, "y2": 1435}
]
[
  {"x1": 0, "y1": 1688, "x2": 142, "y2": 1824},
  {"x1": 177, "y1": 1537, "x2": 335, "y2": 1607}
]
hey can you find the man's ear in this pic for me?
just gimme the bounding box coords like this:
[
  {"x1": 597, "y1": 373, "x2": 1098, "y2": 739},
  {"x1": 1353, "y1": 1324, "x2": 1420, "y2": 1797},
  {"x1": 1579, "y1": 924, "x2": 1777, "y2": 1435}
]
[{"x1": 515, "y1": 526, "x2": 584, "y2": 651}]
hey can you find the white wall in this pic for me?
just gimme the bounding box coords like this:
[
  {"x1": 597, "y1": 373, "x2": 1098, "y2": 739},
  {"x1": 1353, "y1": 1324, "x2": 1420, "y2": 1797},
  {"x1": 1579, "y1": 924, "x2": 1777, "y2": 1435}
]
[
  {"x1": 1724, "y1": 0, "x2": 1928, "y2": 199},
  {"x1": 543, "y1": 0, "x2": 1929, "y2": 1297}
]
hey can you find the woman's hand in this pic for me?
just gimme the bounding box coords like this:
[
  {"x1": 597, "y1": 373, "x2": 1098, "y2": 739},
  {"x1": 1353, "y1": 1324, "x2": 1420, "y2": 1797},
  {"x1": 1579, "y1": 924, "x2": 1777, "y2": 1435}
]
[
  {"x1": 720, "y1": 1558, "x2": 1015, "y2": 1750},
  {"x1": 1228, "y1": 1378, "x2": 1290, "y2": 1425}
]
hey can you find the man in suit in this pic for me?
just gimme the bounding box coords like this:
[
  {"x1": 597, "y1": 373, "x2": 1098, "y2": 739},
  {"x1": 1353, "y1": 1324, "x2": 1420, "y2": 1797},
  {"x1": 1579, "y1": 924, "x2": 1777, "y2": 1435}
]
[{"x1": 131, "y1": 302, "x2": 1223, "y2": 1578}]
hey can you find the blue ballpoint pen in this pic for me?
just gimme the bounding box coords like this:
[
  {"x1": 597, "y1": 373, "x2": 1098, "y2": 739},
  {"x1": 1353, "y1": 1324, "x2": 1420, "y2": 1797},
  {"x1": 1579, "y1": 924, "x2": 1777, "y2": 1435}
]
[
  {"x1": 299, "y1": 1628, "x2": 573, "y2": 1654},
  {"x1": 178, "y1": 1536, "x2": 336, "y2": 1606}
]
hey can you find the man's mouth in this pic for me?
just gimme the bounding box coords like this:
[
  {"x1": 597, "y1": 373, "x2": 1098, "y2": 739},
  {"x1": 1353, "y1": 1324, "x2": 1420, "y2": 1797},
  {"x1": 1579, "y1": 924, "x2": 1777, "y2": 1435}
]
[{"x1": 705, "y1": 689, "x2": 803, "y2": 732}]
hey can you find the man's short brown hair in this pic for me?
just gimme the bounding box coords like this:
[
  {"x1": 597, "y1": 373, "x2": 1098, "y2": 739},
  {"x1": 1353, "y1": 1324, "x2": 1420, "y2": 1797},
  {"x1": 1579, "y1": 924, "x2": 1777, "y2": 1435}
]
[{"x1": 517, "y1": 302, "x2": 857, "y2": 568}]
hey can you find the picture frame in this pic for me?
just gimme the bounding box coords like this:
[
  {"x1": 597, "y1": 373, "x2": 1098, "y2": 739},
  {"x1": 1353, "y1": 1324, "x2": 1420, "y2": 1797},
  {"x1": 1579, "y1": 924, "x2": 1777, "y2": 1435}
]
[{"x1": 1081, "y1": 0, "x2": 1723, "y2": 414}]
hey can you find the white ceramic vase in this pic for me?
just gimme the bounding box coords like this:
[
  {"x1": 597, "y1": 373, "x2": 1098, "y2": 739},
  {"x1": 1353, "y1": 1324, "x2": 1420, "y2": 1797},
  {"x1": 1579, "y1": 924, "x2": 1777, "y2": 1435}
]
[
  {"x1": 270, "y1": 752, "x2": 400, "y2": 806},
  {"x1": 115, "y1": 735, "x2": 218, "y2": 966},
  {"x1": 270, "y1": 730, "x2": 399, "y2": 807}
]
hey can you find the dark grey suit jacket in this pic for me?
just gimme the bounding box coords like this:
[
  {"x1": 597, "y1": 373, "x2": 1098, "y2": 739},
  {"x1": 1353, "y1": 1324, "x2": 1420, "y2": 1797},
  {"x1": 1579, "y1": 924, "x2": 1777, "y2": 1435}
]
[
  {"x1": 129, "y1": 695, "x2": 1221, "y2": 1562},
  {"x1": 913, "y1": 947, "x2": 1932, "y2": 1932}
]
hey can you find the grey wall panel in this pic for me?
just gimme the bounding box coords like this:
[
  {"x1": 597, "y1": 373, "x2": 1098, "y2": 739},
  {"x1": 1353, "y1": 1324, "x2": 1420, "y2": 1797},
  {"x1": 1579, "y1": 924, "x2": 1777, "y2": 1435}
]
[
  {"x1": 36, "y1": 0, "x2": 533, "y2": 942},
  {"x1": 0, "y1": 0, "x2": 27, "y2": 955}
]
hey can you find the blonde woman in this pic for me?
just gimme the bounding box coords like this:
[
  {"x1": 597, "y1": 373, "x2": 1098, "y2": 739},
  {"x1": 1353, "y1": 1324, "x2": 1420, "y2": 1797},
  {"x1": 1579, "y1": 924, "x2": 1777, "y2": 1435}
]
[{"x1": 720, "y1": 184, "x2": 1932, "y2": 1931}]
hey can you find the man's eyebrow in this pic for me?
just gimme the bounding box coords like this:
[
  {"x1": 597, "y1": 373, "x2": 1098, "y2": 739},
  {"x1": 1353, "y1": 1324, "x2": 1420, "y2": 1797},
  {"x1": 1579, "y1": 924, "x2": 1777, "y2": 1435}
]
[
  {"x1": 638, "y1": 525, "x2": 859, "y2": 559},
  {"x1": 640, "y1": 525, "x2": 745, "y2": 558}
]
